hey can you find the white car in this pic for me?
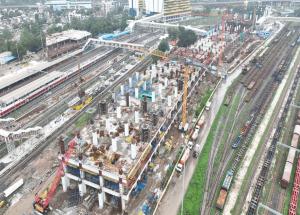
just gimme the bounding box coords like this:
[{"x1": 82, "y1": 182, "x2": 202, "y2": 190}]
[{"x1": 187, "y1": 141, "x2": 194, "y2": 150}]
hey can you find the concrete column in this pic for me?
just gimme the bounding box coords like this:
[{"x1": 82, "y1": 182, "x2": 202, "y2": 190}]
[
  {"x1": 99, "y1": 175, "x2": 104, "y2": 187},
  {"x1": 120, "y1": 85, "x2": 124, "y2": 96},
  {"x1": 105, "y1": 119, "x2": 110, "y2": 131},
  {"x1": 112, "y1": 138, "x2": 117, "y2": 152},
  {"x1": 92, "y1": 132, "x2": 98, "y2": 146},
  {"x1": 80, "y1": 169, "x2": 85, "y2": 179},
  {"x1": 78, "y1": 181, "x2": 86, "y2": 196},
  {"x1": 174, "y1": 86, "x2": 178, "y2": 98},
  {"x1": 119, "y1": 177, "x2": 126, "y2": 211},
  {"x1": 134, "y1": 111, "x2": 139, "y2": 124},
  {"x1": 164, "y1": 77, "x2": 168, "y2": 87},
  {"x1": 152, "y1": 91, "x2": 156, "y2": 102},
  {"x1": 124, "y1": 123, "x2": 129, "y2": 136},
  {"x1": 136, "y1": 72, "x2": 139, "y2": 81},
  {"x1": 131, "y1": 143, "x2": 137, "y2": 159},
  {"x1": 167, "y1": 95, "x2": 172, "y2": 107},
  {"x1": 135, "y1": 88, "x2": 139, "y2": 99},
  {"x1": 61, "y1": 175, "x2": 70, "y2": 192},
  {"x1": 159, "y1": 83, "x2": 163, "y2": 98},
  {"x1": 129, "y1": 77, "x2": 132, "y2": 88},
  {"x1": 117, "y1": 106, "x2": 121, "y2": 119},
  {"x1": 98, "y1": 189, "x2": 104, "y2": 209}
]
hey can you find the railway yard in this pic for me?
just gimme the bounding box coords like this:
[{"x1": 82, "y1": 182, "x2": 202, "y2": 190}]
[{"x1": 0, "y1": 3, "x2": 300, "y2": 215}]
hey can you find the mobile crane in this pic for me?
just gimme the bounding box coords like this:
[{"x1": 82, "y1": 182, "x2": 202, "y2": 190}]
[{"x1": 33, "y1": 138, "x2": 77, "y2": 214}]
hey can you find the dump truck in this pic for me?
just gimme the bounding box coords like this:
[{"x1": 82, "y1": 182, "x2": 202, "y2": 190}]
[{"x1": 175, "y1": 148, "x2": 190, "y2": 173}]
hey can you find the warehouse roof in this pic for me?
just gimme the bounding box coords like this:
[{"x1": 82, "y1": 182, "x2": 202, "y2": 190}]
[
  {"x1": 46, "y1": 30, "x2": 91, "y2": 47},
  {"x1": 0, "y1": 71, "x2": 63, "y2": 105}
]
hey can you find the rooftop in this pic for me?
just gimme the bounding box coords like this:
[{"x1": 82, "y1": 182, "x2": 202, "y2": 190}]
[
  {"x1": 46, "y1": 30, "x2": 91, "y2": 47},
  {"x1": 0, "y1": 71, "x2": 63, "y2": 105}
]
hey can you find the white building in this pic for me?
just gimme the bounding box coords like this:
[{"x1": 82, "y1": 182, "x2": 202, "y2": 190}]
[
  {"x1": 45, "y1": 0, "x2": 92, "y2": 10},
  {"x1": 129, "y1": 0, "x2": 163, "y2": 17},
  {"x1": 145, "y1": 0, "x2": 163, "y2": 14}
]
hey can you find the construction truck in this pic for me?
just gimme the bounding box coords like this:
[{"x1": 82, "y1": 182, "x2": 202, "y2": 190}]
[
  {"x1": 175, "y1": 148, "x2": 190, "y2": 173},
  {"x1": 33, "y1": 139, "x2": 76, "y2": 214}
]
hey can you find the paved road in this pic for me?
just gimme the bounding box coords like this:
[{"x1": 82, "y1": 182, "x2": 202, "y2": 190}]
[{"x1": 156, "y1": 65, "x2": 244, "y2": 215}]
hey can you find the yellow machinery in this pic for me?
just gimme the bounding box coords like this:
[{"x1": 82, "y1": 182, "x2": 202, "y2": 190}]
[{"x1": 72, "y1": 96, "x2": 93, "y2": 111}]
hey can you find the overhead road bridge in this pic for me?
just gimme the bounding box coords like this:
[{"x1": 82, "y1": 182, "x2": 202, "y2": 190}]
[
  {"x1": 82, "y1": 38, "x2": 168, "y2": 58},
  {"x1": 128, "y1": 20, "x2": 208, "y2": 36},
  {"x1": 191, "y1": 0, "x2": 300, "y2": 6},
  {"x1": 267, "y1": 16, "x2": 300, "y2": 22}
]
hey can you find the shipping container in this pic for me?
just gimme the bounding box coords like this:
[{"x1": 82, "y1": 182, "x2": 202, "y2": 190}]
[
  {"x1": 216, "y1": 189, "x2": 227, "y2": 210},
  {"x1": 247, "y1": 81, "x2": 256, "y2": 90},
  {"x1": 281, "y1": 162, "x2": 293, "y2": 188},
  {"x1": 291, "y1": 134, "x2": 299, "y2": 148},
  {"x1": 287, "y1": 148, "x2": 296, "y2": 164}
]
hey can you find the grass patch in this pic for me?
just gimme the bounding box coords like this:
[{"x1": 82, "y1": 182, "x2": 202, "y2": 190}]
[
  {"x1": 75, "y1": 112, "x2": 92, "y2": 129},
  {"x1": 195, "y1": 89, "x2": 213, "y2": 117},
  {"x1": 179, "y1": 105, "x2": 227, "y2": 215}
]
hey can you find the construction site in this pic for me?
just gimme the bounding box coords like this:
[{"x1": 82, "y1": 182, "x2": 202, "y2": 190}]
[{"x1": 0, "y1": 1, "x2": 300, "y2": 215}]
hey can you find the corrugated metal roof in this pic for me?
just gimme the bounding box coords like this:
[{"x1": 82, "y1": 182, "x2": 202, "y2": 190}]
[{"x1": 0, "y1": 71, "x2": 63, "y2": 105}]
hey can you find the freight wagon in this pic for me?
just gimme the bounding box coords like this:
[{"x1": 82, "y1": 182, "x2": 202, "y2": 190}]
[{"x1": 216, "y1": 170, "x2": 233, "y2": 210}]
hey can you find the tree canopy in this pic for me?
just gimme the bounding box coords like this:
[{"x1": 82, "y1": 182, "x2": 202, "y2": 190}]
[
  {"x1": 158, "y1": 39, "x2": 170, "y2": 52},
  {"x1": 168, "y1": 27, "x2": 197, "y2": 47}
]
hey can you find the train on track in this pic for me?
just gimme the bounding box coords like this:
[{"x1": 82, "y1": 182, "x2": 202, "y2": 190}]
[{"x1": 0, "y1": 50, "x2": 117, "y2": 118}]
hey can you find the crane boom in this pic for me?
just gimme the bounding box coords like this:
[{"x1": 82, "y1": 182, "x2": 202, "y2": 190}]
[{"x1": 34, "y1": 139, "x2": 77, "y2": 214}]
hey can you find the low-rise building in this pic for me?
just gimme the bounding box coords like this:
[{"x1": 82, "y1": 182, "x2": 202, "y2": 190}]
[{"x1": 46, "y1": 29, "x2": 91, "y2": 59}]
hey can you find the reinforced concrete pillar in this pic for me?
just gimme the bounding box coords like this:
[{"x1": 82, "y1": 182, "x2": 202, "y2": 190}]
[
  {"x1": 112, "y1": 138, "x2": 117, "y2": 152},
  {"x1": 78, "y1": 180, "x2": 86, "y2": 196},
  {"x1": 135, "y1": 88, "x2": 139, "y2": 99},
  {"x1": 134, "y1": 111, "x2": 139, "y2": 124},
  {"x1": 174, "y1": 86, "x2": 178, "y2": 98},
  {"x1": 98, "y1": 189, "x2": 104, "y2": 209},
  {"x1": 151, "y1": 91, "x2": 156, "y2": 103},
  {"x1": 136, "y1": 72, "x2": 139, "y2": 81},
  {"x1": 120, "y1": 85, "x2": 124, "y2": 96},
  {"x1": 61, "y1": 175, "x2": 70, "y2": 192},
  {"x1": 129, "y1": 77, "x2": 132, "y2": 88},
  {"x1": 119, "y1": 172, "x2": 126, "y2": 212},
  {"x1": 167, "y1": 95, "x2": 172, "y2": 107},
  {"x1": 117, "y1": 106, "x2": 121, "y2": 119},
  {"x1": 131, "y1": 143, "x2": 137, "y2": 160}
]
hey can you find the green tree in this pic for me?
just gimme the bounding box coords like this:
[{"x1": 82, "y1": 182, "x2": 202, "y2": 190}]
[
  {"x1": 168, "y1": 27, "x2": 179, "y2": 40},
  {"x1": 177, "y1": 27, "x2": 197, "y2": 47},
  {"x1": 158, "y1": 39, "x2": 170, "y2": 52},
  {"x1": 11, "y1": 42, "x2": 27, "y2": 59}
]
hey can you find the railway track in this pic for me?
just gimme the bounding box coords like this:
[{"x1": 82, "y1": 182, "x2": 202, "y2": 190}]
[
  {"x1": 203, "y1": 28, "x2": 289, "y2": 212},
  {"x1": 2, "y1": 32, "x2": 156, "y2": 119},
  {"x1": 247, "y1": 58, "x2": 300, "y2": 214},
  {"x1": 0, "y1": 33, "x2": 161, "y2": 159},
  {"x1": 0, "y1": 56, "x2": 152, "y2": 185},
  {"x1": 203, "y1": 25, "x2": 299, "y2": 213}
]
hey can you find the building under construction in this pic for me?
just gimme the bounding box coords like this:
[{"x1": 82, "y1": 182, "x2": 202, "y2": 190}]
[{"x1": 58, "y1": 62, "x2": 204, "y2": 212}]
